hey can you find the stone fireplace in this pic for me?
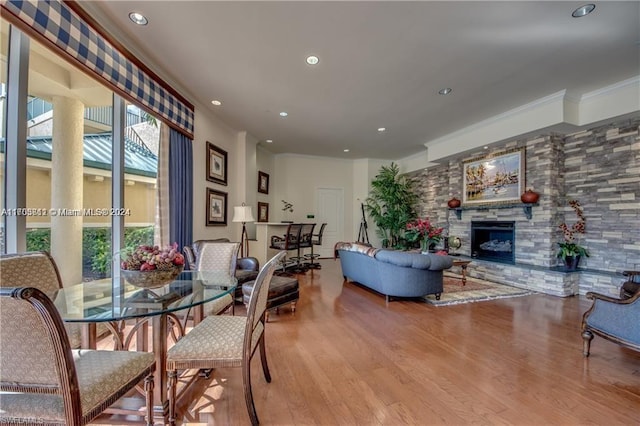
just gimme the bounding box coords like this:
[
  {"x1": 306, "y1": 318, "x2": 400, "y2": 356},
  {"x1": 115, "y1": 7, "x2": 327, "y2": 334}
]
[
  {"x1": 471, "y1": 221, "x2": 515, "y2": 264},
  {"x1": 409, "y1": 116, "x2": 639, "y2": 297}
]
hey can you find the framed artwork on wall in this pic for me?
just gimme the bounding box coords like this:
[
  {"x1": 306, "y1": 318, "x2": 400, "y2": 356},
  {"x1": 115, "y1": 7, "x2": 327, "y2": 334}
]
[
  {"x1": 462, "y1": 147, "x2": 525, "y2": 206},
  {"x1": 206, "y1": 188, "x2": 227, "y2": 226},
  {"x1": 257, "y1": 202, "x2": 269, "y2": 222},
  {"x1": 206, "y1": 142, "x2": 228, "y2": 185},
  {"x1": 258, "y1": 171, "x2": 269, "y2": 194}
]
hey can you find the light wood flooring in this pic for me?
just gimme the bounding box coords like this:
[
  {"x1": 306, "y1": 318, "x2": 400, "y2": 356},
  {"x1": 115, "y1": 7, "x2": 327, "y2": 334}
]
[{"x1": 96, "y1": 259, "x2": 640, "y2": 425}]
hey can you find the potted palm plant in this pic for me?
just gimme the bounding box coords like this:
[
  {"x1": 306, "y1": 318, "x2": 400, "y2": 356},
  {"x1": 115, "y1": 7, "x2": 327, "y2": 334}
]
[
  {"x1": 364, "y1": 163, "x2": 418, "y2": 248},
  {"x1": 557, "y1": 200, "x2": 589, "y2": 270}
]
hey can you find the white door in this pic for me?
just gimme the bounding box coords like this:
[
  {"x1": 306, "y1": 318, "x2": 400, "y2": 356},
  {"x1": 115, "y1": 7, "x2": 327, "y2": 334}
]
[{"x1": 315, "y1": 188, "x2": 344, "y2": 258}]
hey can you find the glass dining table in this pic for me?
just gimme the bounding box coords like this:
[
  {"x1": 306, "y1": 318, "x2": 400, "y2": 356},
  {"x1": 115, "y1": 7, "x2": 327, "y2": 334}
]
[{"x1": 53, "y1": 270, "x2": 237, "y2": 415}]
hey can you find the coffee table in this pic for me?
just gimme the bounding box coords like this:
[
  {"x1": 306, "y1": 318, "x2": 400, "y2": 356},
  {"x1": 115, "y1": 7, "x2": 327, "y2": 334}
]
[{"x1": 452, "y1": 259, "x2": 472, "y2": 285}]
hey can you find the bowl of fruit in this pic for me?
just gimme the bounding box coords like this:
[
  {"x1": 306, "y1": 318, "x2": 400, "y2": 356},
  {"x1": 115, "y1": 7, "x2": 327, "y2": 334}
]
[{"x1": 120, "y1": 243, "x2": 185, "y2": 289}]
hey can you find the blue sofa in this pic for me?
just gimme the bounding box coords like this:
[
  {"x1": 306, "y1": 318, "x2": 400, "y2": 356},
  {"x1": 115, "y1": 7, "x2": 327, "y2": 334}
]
[{"x1": 335, "y1": 242, "x2": 453, "y2": 302}]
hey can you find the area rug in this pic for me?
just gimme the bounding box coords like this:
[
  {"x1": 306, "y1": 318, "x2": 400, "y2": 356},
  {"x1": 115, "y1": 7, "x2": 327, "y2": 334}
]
[{"x1": 423, "y1": 273, "x2": 534, "y2": 306}]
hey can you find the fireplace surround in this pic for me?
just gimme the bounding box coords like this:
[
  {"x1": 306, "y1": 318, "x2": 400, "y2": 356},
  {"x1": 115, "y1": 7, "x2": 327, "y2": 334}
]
[{"x1": 471, "y1": 221, "x2": 515, "y2": 264}]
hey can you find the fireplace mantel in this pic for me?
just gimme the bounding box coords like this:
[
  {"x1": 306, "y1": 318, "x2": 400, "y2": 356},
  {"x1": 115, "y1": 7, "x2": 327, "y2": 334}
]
[{"x1": 449, "y1": 202, "x2": 538, "y2": 220}]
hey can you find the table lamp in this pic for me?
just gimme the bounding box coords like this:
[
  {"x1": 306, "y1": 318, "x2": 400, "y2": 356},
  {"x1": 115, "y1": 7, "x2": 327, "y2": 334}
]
[{"x1": 232, "y1": 203, "x2": 255, "y2": 257}]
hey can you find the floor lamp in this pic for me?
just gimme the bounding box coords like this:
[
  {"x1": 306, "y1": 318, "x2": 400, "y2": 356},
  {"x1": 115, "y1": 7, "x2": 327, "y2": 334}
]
[{"x1": 232, "y1": 203, "x2": 255, "y2": 258}]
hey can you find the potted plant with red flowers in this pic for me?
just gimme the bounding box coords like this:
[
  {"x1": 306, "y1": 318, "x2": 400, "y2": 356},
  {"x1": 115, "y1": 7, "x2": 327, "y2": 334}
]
[{"x1": 405, "y1": 217, "x2": 444, "y2": 253}]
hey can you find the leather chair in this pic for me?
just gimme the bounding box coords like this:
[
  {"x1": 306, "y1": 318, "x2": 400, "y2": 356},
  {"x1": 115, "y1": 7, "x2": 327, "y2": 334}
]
[
  {"x1": 620, "y1": 270, "x2": 640, "y2": 299},
  {"x1": 0, "y1": 286, "x2": 156, "y2": 425}
]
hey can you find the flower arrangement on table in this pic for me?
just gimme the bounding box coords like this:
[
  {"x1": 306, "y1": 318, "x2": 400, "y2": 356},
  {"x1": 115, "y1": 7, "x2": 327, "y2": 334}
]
[
  {"x1": 120, "y1": 243, "x2": 185, "y2": 288},
  {"x1": 405, "y1": 217, "x2": 444, "y2": 252},
  {"x1": 557, "y1": 200, "x2": 589, "y2": 268}
]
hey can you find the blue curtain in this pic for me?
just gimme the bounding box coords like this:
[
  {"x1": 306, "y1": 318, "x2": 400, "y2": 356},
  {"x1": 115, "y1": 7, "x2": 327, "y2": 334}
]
[{"x1": 169, "y1": 129, "x2": 193, "y2": 251}]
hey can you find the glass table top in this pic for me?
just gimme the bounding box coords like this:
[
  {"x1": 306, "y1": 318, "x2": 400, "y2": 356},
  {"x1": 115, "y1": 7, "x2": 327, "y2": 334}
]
[{"x1": 53, "y1": 270, "x2": 237, "y2": 323}]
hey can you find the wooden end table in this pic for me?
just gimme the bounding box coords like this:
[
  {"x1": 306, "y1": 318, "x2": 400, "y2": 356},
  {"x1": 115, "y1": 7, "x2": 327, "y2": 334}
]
[{"x1": 452, "y1": 259, "x2": 471, "y2": 285}]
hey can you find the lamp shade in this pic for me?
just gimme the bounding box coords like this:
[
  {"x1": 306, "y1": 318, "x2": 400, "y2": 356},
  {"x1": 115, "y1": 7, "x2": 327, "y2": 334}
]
[{"x1": 232, "y1": 205, "x2": 255, "y2": 223}]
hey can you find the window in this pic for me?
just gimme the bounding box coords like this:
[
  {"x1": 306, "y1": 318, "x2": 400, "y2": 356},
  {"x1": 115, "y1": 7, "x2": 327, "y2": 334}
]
[{"x1": 1, "y1": 18, "x2": 159, "y2": 283}]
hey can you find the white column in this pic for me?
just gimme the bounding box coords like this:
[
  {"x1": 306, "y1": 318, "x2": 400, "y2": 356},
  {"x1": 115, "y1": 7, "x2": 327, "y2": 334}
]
[{"x1": 51, "y1": 96, "x2": 84, "y2": 286}]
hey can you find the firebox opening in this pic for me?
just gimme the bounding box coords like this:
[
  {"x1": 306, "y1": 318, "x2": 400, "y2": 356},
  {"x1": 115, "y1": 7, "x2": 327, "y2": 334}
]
[{"x1": 471, "y1": 221, "x2": 515, "y2": 264}]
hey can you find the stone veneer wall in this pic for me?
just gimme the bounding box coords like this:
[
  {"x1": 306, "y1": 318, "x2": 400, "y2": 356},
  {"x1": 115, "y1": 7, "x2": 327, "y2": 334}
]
[{"x1": 412, "y1": 116, "x2": 639, "y2": 297}]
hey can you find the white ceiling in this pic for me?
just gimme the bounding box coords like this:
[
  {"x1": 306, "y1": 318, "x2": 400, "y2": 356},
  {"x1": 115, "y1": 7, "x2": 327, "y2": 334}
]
[{"x1": 78, "y1": 1, "x2": 640, "y2": 160}]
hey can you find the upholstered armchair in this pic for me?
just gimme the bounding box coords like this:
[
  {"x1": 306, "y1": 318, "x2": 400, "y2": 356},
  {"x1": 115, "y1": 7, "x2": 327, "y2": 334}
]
[
  {"x1": 581, "y1": 291, "x2": 640, "y2": 356},
  {"x1": 0, "y1": 287, "x2": 156, "y2": 425}
]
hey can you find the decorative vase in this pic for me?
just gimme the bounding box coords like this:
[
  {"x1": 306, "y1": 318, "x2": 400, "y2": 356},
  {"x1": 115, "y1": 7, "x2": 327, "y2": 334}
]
[
  {"x1": 421, "y1": 240, "x2": 437, "y2": 253},
  {"x1": 447, "y1": 197, "x2": 461, "y2": 208},
  {"x1": 563, "y1": 255, "x2": 581, "y2": 271},
  {"x1": 521, "y1": 190, "x2": 540, "y2": 204},
  {"x1": 121, "y1": 265, "x2": 184, "y2": 289}
]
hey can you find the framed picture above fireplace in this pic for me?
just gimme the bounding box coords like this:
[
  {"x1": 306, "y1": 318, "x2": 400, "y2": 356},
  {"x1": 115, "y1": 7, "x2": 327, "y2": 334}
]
[{"x1": 462, "y1": 148, "x2": 525, "y2": 206}]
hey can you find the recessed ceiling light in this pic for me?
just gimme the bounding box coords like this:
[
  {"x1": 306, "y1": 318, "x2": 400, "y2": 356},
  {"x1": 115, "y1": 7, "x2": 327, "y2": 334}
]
[
  {"x1": 438, "y1": 88, "x2": 452, "y2": 95},
  {"x1": 211, "y1": 100, "x2": 222, "y2": 106},
  {"x1": 377, "y1": 127, "x2": 386, "y2": 132},
  {"x1": 266, "y1": 139, "x2": 273, "y2": 143},
  {"x1": 483, "y1": 146, "x2": 489, "y2": 150},
  {"x1": 129, "y1": 12, "x2": 148, "y2": 26},
  {"x1": 572, "y1": 4, "x2": 596, "y2": 18},
  {"x1": 343, "y1": 149, "x2": 350, "y2": 153},
  {"x1": 279, "y1": 112, "x2": 288, "y2": 117},
  {"x1": 306, "y1": 55, "x2": 319, "y2": 65}
]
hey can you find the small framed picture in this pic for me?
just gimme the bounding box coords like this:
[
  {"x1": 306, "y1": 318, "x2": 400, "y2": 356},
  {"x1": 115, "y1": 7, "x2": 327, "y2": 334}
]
[
  {"x1": 258, "y1": 202, "x2": 269, "y2": 222},
  {"x1": 206, "y1": 188, "x2": 227, "y2": 226},
  {"x1": 258, "y1": 171, "x2": 269, "y2": 194},
  {"x1": 206, "y1": 142, "x2": 228, "y2": 186}
]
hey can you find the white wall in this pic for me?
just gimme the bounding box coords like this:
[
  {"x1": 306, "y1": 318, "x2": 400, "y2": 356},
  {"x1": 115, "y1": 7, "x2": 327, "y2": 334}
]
[
  {"x1": 192, "y1": 102, "x2": 241, "y2": 241},
  {"x1": 191, "y1": 106, "x2": 396, "y2": 247},
  {"x1": 273, "y1": 154, "x2": 355, "y2": 242}
]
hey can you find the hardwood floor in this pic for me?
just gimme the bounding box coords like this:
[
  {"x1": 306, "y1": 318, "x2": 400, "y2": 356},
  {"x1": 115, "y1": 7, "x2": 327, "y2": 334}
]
[{"x1": 96, "y1": 259, "x2": 640, "y2": 425}]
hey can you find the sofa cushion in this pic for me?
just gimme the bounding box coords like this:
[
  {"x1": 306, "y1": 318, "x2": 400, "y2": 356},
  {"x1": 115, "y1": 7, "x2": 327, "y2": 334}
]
[{"x1": 375, "y1": 249, "x2": 453, "y2": 270}]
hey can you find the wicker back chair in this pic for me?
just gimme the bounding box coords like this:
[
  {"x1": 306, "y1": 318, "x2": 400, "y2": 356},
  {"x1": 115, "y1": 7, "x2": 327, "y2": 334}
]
[
  {"x1": 0, "y1": 287, "x2": 155, "y2": 425},
  {"x1": 166, "y1": 251, "x2": 286, "y2": 425}
]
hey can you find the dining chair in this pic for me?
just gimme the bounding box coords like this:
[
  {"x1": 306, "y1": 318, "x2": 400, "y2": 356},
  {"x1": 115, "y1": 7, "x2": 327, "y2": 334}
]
[
  {"x1": 184, "y1": 238, "x2": 260, "y2": 300},
  {"x1": 0, "y1": 286, "x2": 156, "y2": 425},
  {"x1": 0, "y1": 251, "x2": 84, "y2": 348},
  {"x1": 195, "y1": 241, "x2": 241, "y2": 316},
  {"x1": 166, "y1": 251, "x2": 286, "y2": 425}
]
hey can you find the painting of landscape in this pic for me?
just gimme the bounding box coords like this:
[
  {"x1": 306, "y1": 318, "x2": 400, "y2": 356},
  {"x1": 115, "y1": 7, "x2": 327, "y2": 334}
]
[{"x1": 462, "y1": 149, "x2": 524, "y2": 205}]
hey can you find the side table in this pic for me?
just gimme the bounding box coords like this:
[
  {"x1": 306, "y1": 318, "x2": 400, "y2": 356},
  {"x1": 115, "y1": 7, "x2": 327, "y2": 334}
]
[{"x1": 452, "y1": 259, "x2": 471, "y2": 285}]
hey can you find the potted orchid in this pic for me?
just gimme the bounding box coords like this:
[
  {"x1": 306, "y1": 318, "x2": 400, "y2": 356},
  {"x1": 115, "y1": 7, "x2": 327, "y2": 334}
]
[
  {"x1": 405, "y1": 217, "x2": 444, "y2": 253},
  {"x1": 557, "y1": 200, "x2": 589, "y2": 270}
]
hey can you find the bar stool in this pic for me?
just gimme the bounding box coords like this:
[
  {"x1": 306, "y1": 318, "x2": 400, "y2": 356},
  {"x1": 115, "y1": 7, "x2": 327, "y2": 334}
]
[{"x1": 305, "y1": 222, "x2": 326, "y2": 269}]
